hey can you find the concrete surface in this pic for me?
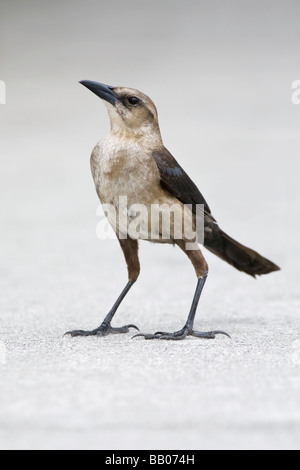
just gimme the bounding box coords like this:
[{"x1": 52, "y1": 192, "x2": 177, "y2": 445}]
[{"x1": 0, "y1": 0, "x2": 300, "y2": 450}]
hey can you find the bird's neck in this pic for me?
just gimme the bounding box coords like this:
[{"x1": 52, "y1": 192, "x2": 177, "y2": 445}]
[{"x1": 110, "y1": 123, "x2": 163, "y2": 149}]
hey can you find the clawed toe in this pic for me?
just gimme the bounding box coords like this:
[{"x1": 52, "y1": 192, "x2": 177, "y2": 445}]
[
  {"x1": 65, "y1": 323, "x2": 139, "y2": 338},
  {"x1": 133, "y1": 328, "x2": 231, "y2": 341},
  {"x1": 110, "y1": 324, "x2": 139, "y2": 334},
  {"x1": 191, "y1": 330, "x2": 231, "y2": 339},
  {"x1": 64, "y1": 329, "x2": 97, "y2": 337},
  {"x1": 132, "y1": 333, "x2": 159, "y2": 340}
]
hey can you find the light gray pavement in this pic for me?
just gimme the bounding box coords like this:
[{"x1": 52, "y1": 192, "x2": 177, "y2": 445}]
[{"x1": 0, "y1": 0, "x2": 300, "y2": 450}]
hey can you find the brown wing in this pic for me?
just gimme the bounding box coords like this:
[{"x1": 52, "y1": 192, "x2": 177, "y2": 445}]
[
  {"x1": 152, "y1": 148, "x2": 280, "y2": 277},
  {"x1": 152, "y1": 147, "x2": 212, "y2": 216}
]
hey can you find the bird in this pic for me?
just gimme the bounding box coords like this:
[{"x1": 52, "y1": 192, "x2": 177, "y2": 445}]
[{"x1": 65, "y1": 80, "x2": 280, "y2": 341}]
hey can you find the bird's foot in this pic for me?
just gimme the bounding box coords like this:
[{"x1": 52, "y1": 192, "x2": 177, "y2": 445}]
[
  {"x1": 133, "y1": 327, "x2": 230, "y2": 341},
  {"x1": 65, "y1": 323, "x2": 139, "y2": 338}
]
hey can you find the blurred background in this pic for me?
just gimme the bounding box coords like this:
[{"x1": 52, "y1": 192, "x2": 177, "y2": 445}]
[{"x1": 0, "y1": 0, "x2": 299, "y2": 450}]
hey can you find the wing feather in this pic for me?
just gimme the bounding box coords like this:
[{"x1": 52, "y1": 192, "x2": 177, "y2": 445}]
[{"x1": 152, "y1": 148, "x2": 212, "y2": 216}]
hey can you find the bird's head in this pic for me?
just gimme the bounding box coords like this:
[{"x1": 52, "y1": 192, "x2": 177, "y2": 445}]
[{"x1": 80, "y1": 80, "x2": 161, "y2": 141}]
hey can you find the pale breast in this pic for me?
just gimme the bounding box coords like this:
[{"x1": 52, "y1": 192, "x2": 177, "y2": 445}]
[
  {"x1": 90, "y1": 136, "x2": 162, "y2": 208},
  {"x1": 90, "y1": 135, "x2": 196, "y2": 243}
]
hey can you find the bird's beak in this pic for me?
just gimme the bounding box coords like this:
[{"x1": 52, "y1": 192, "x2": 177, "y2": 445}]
[{"x1": 79, "y1": 80, "x2": 119, "y2": 106}]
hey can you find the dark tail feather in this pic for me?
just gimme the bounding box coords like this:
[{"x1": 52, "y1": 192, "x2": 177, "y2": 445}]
[{"x1": 204, "y1": 227, "x2": 280, "y2": 278}]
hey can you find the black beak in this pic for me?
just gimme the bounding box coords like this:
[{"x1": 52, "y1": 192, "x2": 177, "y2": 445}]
[{"x1": 79, "y1": 80, "x2": 119, "y2": 106}]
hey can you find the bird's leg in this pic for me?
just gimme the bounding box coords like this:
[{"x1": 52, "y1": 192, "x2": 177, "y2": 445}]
[
  {"x1": 65, "y1": 281, "x2": 139, "y2": 337},
  {"x1": 134, "y1": 242, "x2": 230, "y2": 341},
  {"x1": 65, "y1": 238, "x2": 141, "y2": 338}
]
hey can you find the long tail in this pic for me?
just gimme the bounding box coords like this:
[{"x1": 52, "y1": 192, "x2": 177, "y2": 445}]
[{"x1": 204, "y1": 225, "x2": 280, "y2": 278}]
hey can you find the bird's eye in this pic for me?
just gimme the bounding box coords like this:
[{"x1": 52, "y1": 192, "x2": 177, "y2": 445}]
[{"x1": 128, "y1": 96, "x2": 140, "y2": 106}]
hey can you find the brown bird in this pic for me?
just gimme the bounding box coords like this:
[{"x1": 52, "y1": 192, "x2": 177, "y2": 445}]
[{"x1": 66, "y1": 81, "x2": 280, "y2": 340}]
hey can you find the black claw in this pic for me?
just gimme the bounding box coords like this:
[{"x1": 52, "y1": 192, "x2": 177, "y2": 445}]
[
  {"x1": 126, "y1": 324, "x2": 140, "y2": 331},
  {"x1": 132, "y1": 333, "x2": 144, "y2": 339},
  {"x1": 215, "y1": 330, "x2": 231, "y2": 339},
  {"x1": 191, "y1": 330, "x2": 231, "y2": 339},
  {"x1": 132, "y1": 333, "x2": 159, "y2": 340},
  {"x1": 64, "y1": 330, "x2": 95, "y2": 337}
]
